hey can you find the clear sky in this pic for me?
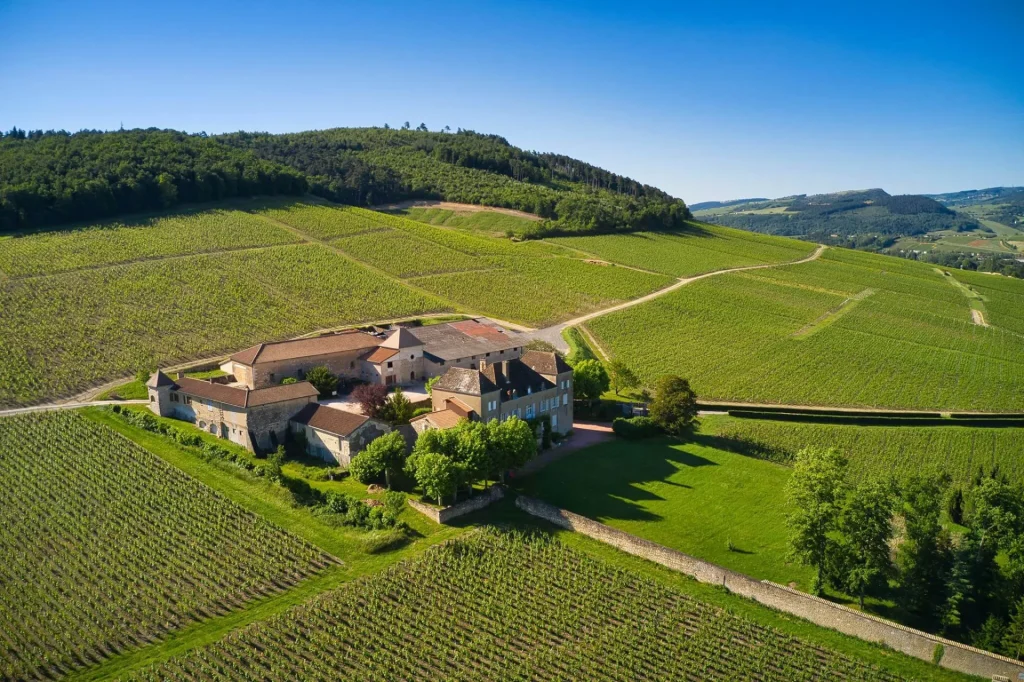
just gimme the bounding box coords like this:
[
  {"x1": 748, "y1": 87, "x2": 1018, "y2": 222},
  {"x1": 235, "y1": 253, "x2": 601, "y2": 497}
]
[{"x1": 1, "y1": 0, "x2": 1021, "y2": 203}]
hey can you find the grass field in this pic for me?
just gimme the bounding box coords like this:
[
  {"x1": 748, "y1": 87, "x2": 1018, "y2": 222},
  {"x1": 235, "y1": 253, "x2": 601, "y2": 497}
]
[
  {"x1": 950, "y1": 268, "x2": 1024, "y2": 335},
  {"x1": 517, "y1": 435, "x2": 810, "y2": 588},
  {"x1": 121, "y1": 528, "x2": 915, "y2": 682},
  {"x1": 0, "y1": 411, "x2": 334, "y2": 681},
  {"x1": 702, "y1": 414, "x2": 1024, "y2": 487},
  {"x1": 588, "y1": 247, "x2": 1024, "y2": 411},
  {"x1": 547, "y1": 222, "x2": 815, "y2": 277}
]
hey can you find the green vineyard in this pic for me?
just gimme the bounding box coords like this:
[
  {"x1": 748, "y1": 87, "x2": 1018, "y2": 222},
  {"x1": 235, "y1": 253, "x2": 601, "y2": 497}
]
[
  {"x1": 548, "y1": 223, "x2": 814, "y2": 276},
  {"x1": 123, "y1": 529, "x2": 911, "y2": 682},
  {"x1": 702, "y1": 415, "x2": 1024, "y2": 486},
  {"x1": 0, "y1": 411, "x2": 334, "y2": 681},
  {"x1": 589, "y1": 247, "x2": 1024, "y2": 411}
]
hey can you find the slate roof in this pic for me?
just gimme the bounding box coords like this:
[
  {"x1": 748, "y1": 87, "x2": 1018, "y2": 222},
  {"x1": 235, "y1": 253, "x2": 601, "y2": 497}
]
[
  {"x1": 291, "y1": 403, "x2": 370, "y2": 437},
  {"x1": 173, "y1": 377, "x2": 318, "y2": 408},
  {"x1": 147, "y1": 370, "x2": 176, "y2": 389},
  {"x1": 520, "y1": 350, "x2": 572, "y2": 376},
  {"x1": 411, "y1": 321, "x2": 522, "y2": 361},
  {"x1": 230, "y1": 331, "x2": 380, "y2": 366},
  {"x1": 363, "y1": 347, "x2": 399, "y2": 364},
  {"x1": 432, "y1": 366, "x2": 498, "y2": 396},
  {"x1": 481, "y1": 360, "x2": 554, "y2": 402}
]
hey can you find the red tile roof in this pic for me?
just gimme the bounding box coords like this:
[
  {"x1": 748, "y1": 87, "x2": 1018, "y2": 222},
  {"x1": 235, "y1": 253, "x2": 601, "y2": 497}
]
[
  {"x1": 291, "y1": 404, "x2": 370, "y2": 437},
  {"x1": 410, "y1": 409, "x2": 464, "y2": 430},
  {"x1": 449, "y1": 319, "x2": 509, "y2": 341},
  {"x1": 230, "y1": 331, "x2": 380, "y2": 366},
  {"x1": 363, "y1": 347, "x2": 399, "y2": 364}
]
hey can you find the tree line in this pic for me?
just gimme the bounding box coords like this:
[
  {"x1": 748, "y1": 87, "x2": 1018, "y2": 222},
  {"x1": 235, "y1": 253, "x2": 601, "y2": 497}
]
[
  {"x1": 0, "y1": 126, "x2": 691, "y2": 236},
  {"x1": 788, "y1": 447, "x2": 1024, "y2": 660}
]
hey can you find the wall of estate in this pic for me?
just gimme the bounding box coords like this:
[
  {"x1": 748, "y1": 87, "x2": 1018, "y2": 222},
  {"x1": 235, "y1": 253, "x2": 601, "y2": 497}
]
[
  {"x1": 408, "y1": 486, "x2": 504, "y2": 524},
  {"x1": 515, "y1": 495, "x2": 1024, "y2": 681}
]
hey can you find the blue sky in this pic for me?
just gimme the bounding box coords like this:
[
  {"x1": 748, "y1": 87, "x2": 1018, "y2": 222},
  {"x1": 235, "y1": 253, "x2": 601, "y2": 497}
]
[{"x1": 1, "y1": 0, "x2": 1021, "y2": 203}]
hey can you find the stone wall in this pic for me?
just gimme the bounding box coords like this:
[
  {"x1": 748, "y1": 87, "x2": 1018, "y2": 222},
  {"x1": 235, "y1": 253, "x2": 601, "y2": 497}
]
[
  {"x1": 408, "y1": 486, "x2": 504, "y2": 524},
  {"x1": 515, "y1": 495, "x2": 1024, "y2": 681}
]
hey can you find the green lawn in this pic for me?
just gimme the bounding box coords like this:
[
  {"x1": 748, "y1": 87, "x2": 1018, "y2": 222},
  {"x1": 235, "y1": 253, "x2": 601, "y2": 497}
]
[{"x1": 516, "y1": 435, "x2": 813, "y2": 588}]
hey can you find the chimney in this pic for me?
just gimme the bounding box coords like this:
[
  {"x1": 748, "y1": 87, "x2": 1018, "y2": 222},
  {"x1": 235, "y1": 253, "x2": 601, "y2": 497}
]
[
  {"x1": 175, "y1": 371, "x2": 185, "y2": 380},
  {"x1": 479, "y1": 359, "x2": 488, "y2": 372}
]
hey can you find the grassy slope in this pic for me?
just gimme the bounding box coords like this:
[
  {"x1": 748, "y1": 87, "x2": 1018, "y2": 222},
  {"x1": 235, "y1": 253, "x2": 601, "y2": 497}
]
[{"x1": 516, "y1": 435, "x2": 811, "y2": 587}]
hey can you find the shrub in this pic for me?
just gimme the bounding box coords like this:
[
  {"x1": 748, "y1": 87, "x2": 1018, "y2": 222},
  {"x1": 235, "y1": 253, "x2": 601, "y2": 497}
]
[
  {"x1": 305, "y1": 366, "x2": 338, "y2": 396},
  {"x1": 649, "y1": 375, "x2": 698, "y2": 436},
  {"x1": 352, "y1": 383, "x2": 388, "y2": 418},
  {"x1": 612, "y1": 416, "x2": 660, "y2": 440},
  {"x1": 281, "y1": 377, "x2": 298, "y2": 385}
]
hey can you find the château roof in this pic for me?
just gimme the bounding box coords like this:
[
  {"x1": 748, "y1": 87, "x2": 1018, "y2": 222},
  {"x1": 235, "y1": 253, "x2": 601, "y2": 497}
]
[
  {"x1": 520, "y1": 350, "x2": 572, "y2": 377},
  {"x1": 146, "y1": 370, "x2": 176, "y2": 389},
  {"x1": 173, "y1": 377, "x2": 318, "y2": 408},
  {"x1": 230, "y1": 331, "x2": 380, "y2": 366},
  {"x1": 432, "y1": 366, "x2": 498, "y2": 396},
  {"x1": 381, "y1": 327, "x2": 423, "y2": 349},
  {"x1": 291, "y1": 403, "x2": 370, "y2": 437}
]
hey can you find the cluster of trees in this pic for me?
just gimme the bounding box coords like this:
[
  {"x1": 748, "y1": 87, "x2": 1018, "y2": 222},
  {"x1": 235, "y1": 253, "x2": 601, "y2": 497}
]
[
  {"x1": 911, "y1": 251, "x2": 1024, "y2": 280},
  {"x1": 350, "y1": 384, "x2": 417, "y2": 425},
  {"x1": 787, "y1": 448, "x2": 1024, "y2": 659},
  {"x1": 349, "y1": 417, "x2": 537, "y2": 506},
  {"x1": 0, "y1": 128, "x2": 307, "y2": 232}
]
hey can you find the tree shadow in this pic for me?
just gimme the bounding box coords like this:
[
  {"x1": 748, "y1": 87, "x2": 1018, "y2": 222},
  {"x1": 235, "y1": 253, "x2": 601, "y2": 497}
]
[{"x1": 516, "y1": 437, "x2": 717, "y2": 523}]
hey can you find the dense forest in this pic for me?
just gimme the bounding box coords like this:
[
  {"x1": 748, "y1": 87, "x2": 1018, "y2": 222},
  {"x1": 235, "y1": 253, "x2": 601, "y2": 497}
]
[
  {"x1": 0, "y1": 128, "x2": 308, "y2": 232},
  {"x1": 0, "y1": 126, "x2": 690, "y2": 235},
  {"x1": 697, "y1": 189, "x2": 979, "y2": 238}
]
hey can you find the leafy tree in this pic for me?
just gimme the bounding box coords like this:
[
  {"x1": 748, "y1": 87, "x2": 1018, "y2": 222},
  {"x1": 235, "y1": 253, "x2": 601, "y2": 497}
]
[
  {"x1": 833, "y1": 479, "x2": 896, "y2": 609},
  {"x1": 941, "y1": 528, "x2": 1000, "y2": 638},
  {"x1": 135, "y1": 368, "x2": 155, "y2": 384},
  {"x1": 411, "y1": 452, "x2": 457, "y2": 506},
  {"x1": 786, "y1": 447, "x2": 847, "y2": 595},
  {"x1": 281, "y1": 377, "x2": 298, "y2": 385},
  {"x1": 1003, "y1": 597, "x2": 1024, "y2": 660},
  {"x1": 607, "y1": 359, "x2": 640, "y2": 396},
  {"x1": 352, "y1": 383, "x2": 388, "y2": 418},
  {"x1": 425, "y1": 375, "x2": 440, "y2": 395},
  {"x1": 379, "y1": 387, "x2": 414, "y2": 425},
  {"x1": 648, "y1": 375, "x2": 698, "y2": 436},
  {"x1": 350, "y1": 430, "x2": 407, "y2": 488},
  {"x1": 572, "y1": 359, "x2": 609, "y2": 401},
  {"x1": 973, "y1": 616, "x2": 1007, "y2": 655},
  {"x1": 896, "y1": 474, "x2": 954, "y2": 628},
  {"x1": 947, "y1": 486, "x2": 965, "y2": 525},
  {"x1": 524, "y1": 339, "x2": 556, "y2": 352},
  {"x1": 304, "y1": 366, "x2": 337, "y2": 397},
  {"x1": 485, "y1": 416, "x2": 537, "y2": 481}
]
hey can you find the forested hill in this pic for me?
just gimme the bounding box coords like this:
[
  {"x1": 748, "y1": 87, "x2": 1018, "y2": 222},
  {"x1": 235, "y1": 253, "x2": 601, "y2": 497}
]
[
  {"x1": 0, "y1": 126, "x2": 690, "y2": 235},
  {"x1": 693, "y1": 188, "x2": 978, "y2": 238}
]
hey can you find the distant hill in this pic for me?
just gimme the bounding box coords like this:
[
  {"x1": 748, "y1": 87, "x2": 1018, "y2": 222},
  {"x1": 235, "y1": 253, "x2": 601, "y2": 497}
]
[
  {"x1": 689, "y1": 197, "x2": 768, "y2": 211},
  {"x1": 926, "y1": 186, "x2": 1024, "y2": 207},
  {"x1": 0, "y1": 126, "x2": 690, "y2": 236},
  {"x1": 693, "y1": 188, "x2": 978, "y2": 238}
]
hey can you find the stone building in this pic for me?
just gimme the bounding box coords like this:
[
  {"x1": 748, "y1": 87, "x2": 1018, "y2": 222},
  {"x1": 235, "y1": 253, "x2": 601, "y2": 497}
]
[
  {"x1": 412, "y1": 351, "x2": 573, "y2": 435},
  {"x1": 289, "y1": 403, "x2": 390, "y2": 466},
  {"x1": 146, "y1": 371, "x2": 318, "y2": 451},
  {"x1": 361, "y1": 327, "x2": 425, "y2": 386},
  {"x1": 224, "y1": 330, "x2": 381, "y2": 389}
]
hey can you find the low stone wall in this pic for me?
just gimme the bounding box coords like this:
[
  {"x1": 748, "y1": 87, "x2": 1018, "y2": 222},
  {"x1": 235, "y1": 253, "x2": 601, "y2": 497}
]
[
  {"x1": 409, "y1": 486, "x2": 504, "y2": 524},
  {"x1": 515, "y1": 495, "x2": 1024, "y2": 681}
]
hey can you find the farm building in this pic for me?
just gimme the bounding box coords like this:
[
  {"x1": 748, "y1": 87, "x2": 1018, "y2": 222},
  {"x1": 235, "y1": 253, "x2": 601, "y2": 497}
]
[
  {"x1": 412, "y1": 351, "x2": 574, "y2": 435},
  {"x1": 222, "y1": 319, "x2": 524, "y2": 390},
  {"x1": 289, "y1": 403, "x2": 390, "y2": 466}
]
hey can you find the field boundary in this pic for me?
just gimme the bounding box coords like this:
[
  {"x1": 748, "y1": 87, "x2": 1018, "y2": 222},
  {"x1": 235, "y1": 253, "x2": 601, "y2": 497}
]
[
  {"x1": 792, "y1": 288, "x2": 875, "y2": 338},
  {"x1": 515, "y1": 494, "x2": 1024, "y2": 681}
]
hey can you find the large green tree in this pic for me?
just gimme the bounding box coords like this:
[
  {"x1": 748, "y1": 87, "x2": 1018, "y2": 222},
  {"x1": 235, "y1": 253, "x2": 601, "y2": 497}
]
[
  {"x1": 786, "y1": 447, "x2": 847, "y2": 595},
  {"x1": 572, "y1": 360, "x2": 609, "y2": 401},
  {"x1": 349, "y1": 431, "x2": 407, "y2": 488},
  {"x1": 304, "y1": 366, "x2": 337, "y2": 397},
  {"x1": 896, "y1": 474, "x2": 954, "y2": 629},
  {"x1": 833, "y1": 479, "x2": 896, "y2": 609},
  {"x1": 607, "y1": 359, "x2": 640, "y2": 396},
  {"x1": 648, "y1": 375, "x2": 698, "y2": 436}
]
